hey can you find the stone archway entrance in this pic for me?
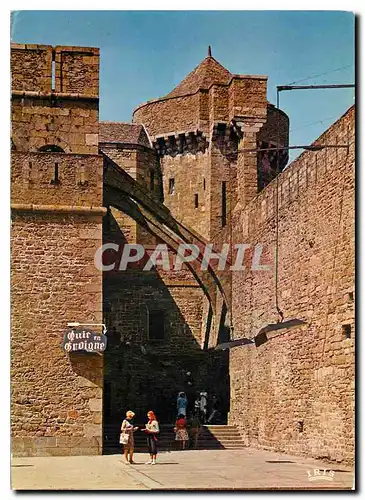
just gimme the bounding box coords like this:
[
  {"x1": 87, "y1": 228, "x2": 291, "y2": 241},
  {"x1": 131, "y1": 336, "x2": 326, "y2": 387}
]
[{"x1": 101, "y1": 162, "x2": 231, "y2": 453}]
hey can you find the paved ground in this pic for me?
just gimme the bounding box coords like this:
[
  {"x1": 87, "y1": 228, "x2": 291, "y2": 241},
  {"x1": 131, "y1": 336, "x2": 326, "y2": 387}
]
[{"x1": 11, "y1": 448, "x2": 354, "y2": 491}]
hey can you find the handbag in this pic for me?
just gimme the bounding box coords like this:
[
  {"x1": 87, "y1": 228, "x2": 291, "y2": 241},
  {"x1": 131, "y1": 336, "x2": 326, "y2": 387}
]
[{"x1": 119, "y1": 433, "x2": 129, "y2": 445}]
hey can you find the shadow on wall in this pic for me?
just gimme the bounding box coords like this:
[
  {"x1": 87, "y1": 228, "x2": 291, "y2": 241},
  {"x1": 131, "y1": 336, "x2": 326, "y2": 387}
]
[
  {"x1": 68, "y1": 352, "x2": 103, "y2": 388},
  {"x1": 101, "y1": 208, "x2": 230, "y2": 427}
]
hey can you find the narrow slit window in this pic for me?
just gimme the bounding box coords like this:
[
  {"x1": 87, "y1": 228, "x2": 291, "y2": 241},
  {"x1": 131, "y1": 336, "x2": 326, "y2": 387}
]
[
  {"x1": 203, "y1": 178, "x2": 206, "y2": 190},
  {"x1": 342, "y1": 324, "x2": 351, "y2": 339},
  {"x1": 148, "y1": 310, "x2": 165, "y2": 341},
  {"x1": 168, "y1": 178, "x2": 175, "y2": 195},
  {"x1": 222, "y1": 181, "x2": 227, "y2": 227},
  {"x1": 28, "y1": 161, "x2": 33, "y2": 183},
  {"x1": 51, "y1": 162, "x2": 60, "y2": 185},
  {"x1": 150, "y1": 170, "x2": 155, "y2": 191},
  {"x1": 79, "y1": 164, "x2": 88, "y2": 186},
  {"x1": 194, "y1": 193, "x2": 199, "y2": 208}
]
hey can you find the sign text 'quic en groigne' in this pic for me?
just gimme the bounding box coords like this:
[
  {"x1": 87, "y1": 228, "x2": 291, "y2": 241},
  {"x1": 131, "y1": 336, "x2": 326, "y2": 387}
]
[{"x1": 62, "y1": 328, "x2": 107, "y2": 353}]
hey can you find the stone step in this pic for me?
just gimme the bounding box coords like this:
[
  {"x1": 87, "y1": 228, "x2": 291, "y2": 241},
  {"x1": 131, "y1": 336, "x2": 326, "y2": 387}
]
[
  {"x1": 200, "y1": 430, "x2": 243, "y2": 435},
  {"x1": 103, "y1": 424, "x2": 246, "y2": 454},
  {"x1": 198, "y1": 437, "x2": 244, "y2": 443},
  {"x1": 201, "y1": 426, "x2": 240, "y2": 430},
  {"x1": 200, "y1": 434, "x2": 240, "y2": 438}
]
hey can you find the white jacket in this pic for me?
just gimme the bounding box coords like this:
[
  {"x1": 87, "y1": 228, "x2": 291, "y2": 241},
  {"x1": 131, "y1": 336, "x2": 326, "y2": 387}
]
[{"x1": 145, "y1": 420, "x2": 159, "y2": 434}]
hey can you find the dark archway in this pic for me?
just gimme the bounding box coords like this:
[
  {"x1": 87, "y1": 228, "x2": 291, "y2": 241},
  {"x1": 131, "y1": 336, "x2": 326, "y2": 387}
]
[{"x1": 102, "y1": 171, "x2": 231, "y2": 452}]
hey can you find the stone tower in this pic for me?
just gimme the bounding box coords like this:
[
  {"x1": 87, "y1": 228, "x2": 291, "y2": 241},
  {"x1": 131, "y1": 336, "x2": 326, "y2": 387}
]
[
  {"x1": 11, "y1": 44, "x2": 105, "y2": 456},
  {"x1": 133, "y1": 49, "x2": 289, "y2": 240}
]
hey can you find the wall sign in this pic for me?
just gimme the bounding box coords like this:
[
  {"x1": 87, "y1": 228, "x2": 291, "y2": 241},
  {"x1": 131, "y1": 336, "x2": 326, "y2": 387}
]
[{"x1": 62, "y1": 328, "x2": 107, "y2": 353}]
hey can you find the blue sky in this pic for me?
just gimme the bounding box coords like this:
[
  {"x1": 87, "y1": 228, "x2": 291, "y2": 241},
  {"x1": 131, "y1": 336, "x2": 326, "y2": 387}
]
[{"x1": 11, "y1": 10, "x2": 355, "y2": 160}]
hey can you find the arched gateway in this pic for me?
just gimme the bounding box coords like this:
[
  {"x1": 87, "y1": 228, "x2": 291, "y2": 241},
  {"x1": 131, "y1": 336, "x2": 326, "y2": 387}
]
[{"x1": 101, "y1": 154, "x2": 231, "y2": 444}]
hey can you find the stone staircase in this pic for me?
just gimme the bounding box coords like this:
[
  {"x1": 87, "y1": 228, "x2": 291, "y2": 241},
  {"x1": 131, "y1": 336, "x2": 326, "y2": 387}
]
[
  {"x1": 199, "y1": 425, "x2": 246, "y2": 450},
  {"x1": 103, "y1": 423, "x2": 245, "y2": 454}
]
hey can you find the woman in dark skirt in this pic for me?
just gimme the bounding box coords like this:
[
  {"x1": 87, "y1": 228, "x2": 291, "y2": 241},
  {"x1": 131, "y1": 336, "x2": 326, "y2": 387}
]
[{"x1": 141, "y1": 410, "x2": 159, "y2": 465}]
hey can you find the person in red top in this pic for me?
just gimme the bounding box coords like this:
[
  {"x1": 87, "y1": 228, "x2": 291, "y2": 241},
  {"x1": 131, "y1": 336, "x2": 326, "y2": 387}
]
[
  {"x1": 141, "y1": 410, "x2": 159, "y2": 465},
  {"x1": 174, "y1": 414, "x2": 189, "y2": 450}
]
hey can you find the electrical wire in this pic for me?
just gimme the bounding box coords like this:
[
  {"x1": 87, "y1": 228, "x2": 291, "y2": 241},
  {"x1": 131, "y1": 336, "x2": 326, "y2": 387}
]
[
  {"x1": 289, "y1": 115, "x2": 341, "y2": 133},
  {"x1": 285, "y1": 63, "x2": 354, "y2": 86}
]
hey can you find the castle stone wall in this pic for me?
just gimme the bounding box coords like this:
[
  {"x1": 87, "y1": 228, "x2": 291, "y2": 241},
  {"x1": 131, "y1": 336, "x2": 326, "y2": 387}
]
[
  {"x1": 161, "y1": 151, "x2": 210, "y2": 239},
  {"x1": 11, "y1": 43, "x2": 104, "y2": 457},
  {"x1": 11, "y1": 43, "x2": 99, "y2": 155},
  {"x1": 11, "y1": 212, "x2": 104, "y2": 457},
  {"x1": 258, "y1": 104, "x2": 289, "y2": 147},
  {"x1": 229, "y1": 106, "x2": 355, "y2": 464},
  {"x1": 133, "y1": 93, "x2": 200, "y2": 138},
  {"x1": 11, "y1": 95, "x2": 99, "y2": 155},
  {"x1": 54, "y1": 46, "x2": 99, "y2": 96},
  {"x1": 228, "y1": 76, "x2": 267, "y2": 122},
  {"x1": 101, "y1": 145, "x2": 162, "y2": 201},
  {"x1": 11, "y1": 152, "x2": 102, "y2": 206},
  {"x1": 11, "y1": 44, "x2": 53, "y2": 92}
]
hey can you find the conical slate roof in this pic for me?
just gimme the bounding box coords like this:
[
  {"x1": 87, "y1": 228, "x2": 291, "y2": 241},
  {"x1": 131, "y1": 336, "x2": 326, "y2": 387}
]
[{"x1": 167, "y1": 54, "x2": 232, "y2": 98}]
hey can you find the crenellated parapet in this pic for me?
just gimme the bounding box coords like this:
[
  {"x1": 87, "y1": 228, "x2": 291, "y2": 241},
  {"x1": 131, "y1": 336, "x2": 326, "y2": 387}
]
[
  {"x1": 11, "y1": 44, "x2": 99, "y2": 97},
  {"x1": 151, "y1": 121, "x2": 246, "y2": 159},
  {"x1": 153, "y1": 130, "x2": 208, "y2": 157}
]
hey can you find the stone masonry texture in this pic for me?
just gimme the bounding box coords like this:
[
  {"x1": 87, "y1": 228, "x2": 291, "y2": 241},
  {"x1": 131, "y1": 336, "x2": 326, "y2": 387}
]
[
  {"x1": 11, "y1": 42, "x2": 355, "y2": 465},
  {"x1": 229, "y1": 106, "x2": 355, "y2": 464},
  {"x1": 11, "y1": 213, "x2": 104, "y2": 457},
  {"x1": 11, "y1": 43, "x2": 104, "y2": 457}
]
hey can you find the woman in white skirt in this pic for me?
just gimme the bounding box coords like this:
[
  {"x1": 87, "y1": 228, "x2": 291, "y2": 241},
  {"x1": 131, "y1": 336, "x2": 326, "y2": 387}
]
[{"x1": 174, "y1": 414, "x2": 189, "y2": 450}]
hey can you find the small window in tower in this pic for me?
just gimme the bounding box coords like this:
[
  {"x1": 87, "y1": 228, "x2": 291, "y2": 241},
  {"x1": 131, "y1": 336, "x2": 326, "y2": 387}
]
[
  {"x1": 148, "y1": 310, "x2": 165, "y2": 341},
  {"x1": 222, "y1": 181, "x2": 227, "y2": 227},
  {"x1": 150, "y1": 170, "x2": 155, "y2": 191},
  {"x1": 203, "y1": 178, "x2": 206, "y2": 190},
  {"x1": 28, "y1": 162, "x2": 33, "y2": 183},
  {"x1": 342, "y1": 324, "x2": 351, "y2": 339},
  {"x1": 194, "y1": 194, "x2": 199, "y2": 208},
  {"x1": 50, "y1": 162, "x2": 60, "y2": 185},
  {"x1": 79, "y1": 164, "x2": 88, "y2": 186},
  {"x1": 169, "y1": 178, "x2": 175, "y2": 195}
]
